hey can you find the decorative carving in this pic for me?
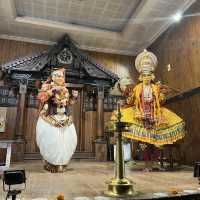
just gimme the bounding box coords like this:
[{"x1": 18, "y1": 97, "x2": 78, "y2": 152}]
[
  {"x1": 84, "y1": 91, "x2": 124, "y2": 112},
  {"x1": 19, "y1": 84, "x2": 27, "y2": 94},
  {"x1": 104, "y1": 95, "x2": 124, "y2": 112},
  {"x1": 1, "y1": 34, "x2": 119, "y2": 90},
  {"x1": 28, "y1": 94, "x2": 39, "y2": 108},
  {"x1": 0, "y1": 87, "x2": 17, "y2": 107},
  {"x1": 11, "y1": 73, "x2": 32, "y2": 80},
  {"x1": 1, "y1": 51, "x2": 49, "y2": 72},
  {"x1": 57, "y1": 48, "x2": 73, "y2": 65},
  {"x1": 84, "y1": 94, "x2": 96, "y2": 111},
  {"x1": 84, "y1": 63, "x2": 108, "y2": 79},
  {"x1": 0, "y1": 87, "x2": 9, "y2": 96}
]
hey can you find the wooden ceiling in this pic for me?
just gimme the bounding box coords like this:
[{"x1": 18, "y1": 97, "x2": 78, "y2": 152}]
[{"x1": 0, "y1": 0, "x2": 196, "y2": 55}]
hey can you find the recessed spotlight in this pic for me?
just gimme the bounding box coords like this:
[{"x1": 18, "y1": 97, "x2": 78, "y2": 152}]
[{"x1": 172, "y1": 12, "x2": 182, "y2": 22}]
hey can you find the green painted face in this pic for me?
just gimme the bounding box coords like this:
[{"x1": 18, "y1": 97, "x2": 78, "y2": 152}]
[{"x1": 142, "y1": 74, "x2": 152, "y2": 84}]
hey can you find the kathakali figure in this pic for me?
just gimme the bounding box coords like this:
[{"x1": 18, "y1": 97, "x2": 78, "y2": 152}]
[
  {"x1": 112, "y1": 49, "x2": 185, "y2": 146},
  {"x1": 36, "y1": 68, "x2": 78, "y2": 172}
]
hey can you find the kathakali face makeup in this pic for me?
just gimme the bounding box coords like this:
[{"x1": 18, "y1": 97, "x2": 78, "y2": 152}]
[{"x1": 52, "y1": 68, "x2": 65, "y2": 86}]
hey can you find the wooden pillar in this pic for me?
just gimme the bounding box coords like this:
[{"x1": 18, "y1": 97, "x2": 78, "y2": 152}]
[
  {"x1": 79, "y1": 88, "x2": 85, "y2": 151},
  {"x1": 96, "y1": 86, "x2": 104, "y2": 140},
  {"x1": 13, "y1": 83, "x2": 27, "y2": 161},
  {"x1": 95, "y1": 86, "x2": 107, "y2": 161}
]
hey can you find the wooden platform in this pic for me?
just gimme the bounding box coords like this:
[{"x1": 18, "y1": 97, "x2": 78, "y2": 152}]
[{"x1": 0, "y1": 160, "x2": 200, "y2": 200}]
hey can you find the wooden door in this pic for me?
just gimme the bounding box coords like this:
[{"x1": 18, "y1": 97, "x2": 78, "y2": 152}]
[{"x1": 70, "y1": 88, "x2": 95, "y2": 158}]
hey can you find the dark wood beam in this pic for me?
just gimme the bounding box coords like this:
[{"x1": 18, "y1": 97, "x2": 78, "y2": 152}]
[{"x1": 165, "y1": 86, "x2": 200, "y2": 104}]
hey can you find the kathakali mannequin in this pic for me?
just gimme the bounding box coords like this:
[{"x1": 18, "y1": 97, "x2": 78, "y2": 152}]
[
  {"x1": 112, "y1": 50, "x2": 185, "y2": 146},
  {"x1": 36, "y1": 68, "x2": 78, "y2": 172}
]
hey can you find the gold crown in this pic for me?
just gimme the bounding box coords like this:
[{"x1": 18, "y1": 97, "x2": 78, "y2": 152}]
[{"x1": 135, "y1": 49, "x2": 158, "y2": 74}]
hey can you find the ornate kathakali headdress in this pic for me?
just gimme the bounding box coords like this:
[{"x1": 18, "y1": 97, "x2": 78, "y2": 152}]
[{"x1": 135, "y1": 49, "x2": 158, "y2": 75}]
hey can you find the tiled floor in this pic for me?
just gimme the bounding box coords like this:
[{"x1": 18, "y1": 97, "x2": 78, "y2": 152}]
[{"x1": 0, "y1": 160, "x2": 199, "y2": 200}]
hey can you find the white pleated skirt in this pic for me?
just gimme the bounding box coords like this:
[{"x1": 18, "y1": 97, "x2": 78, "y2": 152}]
[{"x1": 36, "y1": 117, "x2": 77, "y2": 165}]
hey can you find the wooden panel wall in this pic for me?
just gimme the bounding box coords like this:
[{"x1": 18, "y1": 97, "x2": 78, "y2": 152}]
[
  {"x1": 0, "y1": 39, "x2": 48, "y2": 65},
  {"x1": 87, "y1": 51, "x2": 137, "y2": 81},
  {"x1": 0, "y1": 38, "x2": 136, "y2": 157},
  {"x1": 0, "y1": 39, "x2": 49, "y2": 158},
  {"x1": 150, "y1": 1, "x2": 200, "y2": 164},
  {"x1": 24, "y1": 108, "x2": 39, "y2": 154}
]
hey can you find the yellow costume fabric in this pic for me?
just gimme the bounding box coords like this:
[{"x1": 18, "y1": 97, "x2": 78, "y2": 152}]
[
  {"x1": 118, "y1": 107, "x2": 185, "y2": 146},
  {"x1": 127, "y1": 83, "x2": 161, "y2": 122},
  {"x1": 112, "y1": 83, "x2": 185, "y2": 146}
]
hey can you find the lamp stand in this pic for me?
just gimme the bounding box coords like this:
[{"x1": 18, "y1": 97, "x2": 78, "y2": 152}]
[{"x1": 104, "y1": 103, "x2": 135, "y2": 198}]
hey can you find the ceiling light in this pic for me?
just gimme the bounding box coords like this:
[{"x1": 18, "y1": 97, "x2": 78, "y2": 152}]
[{"x1": 172, "y1": 12, "x2": 182, "y2": 22}]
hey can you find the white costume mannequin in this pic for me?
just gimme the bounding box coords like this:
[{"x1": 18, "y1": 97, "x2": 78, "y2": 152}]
[
  {"x1": 36, "y1": 68, "x2": 78, "y2": 172},
  {"x1": 36, "y1": 106, "x2": 77, "y2": 167}
]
